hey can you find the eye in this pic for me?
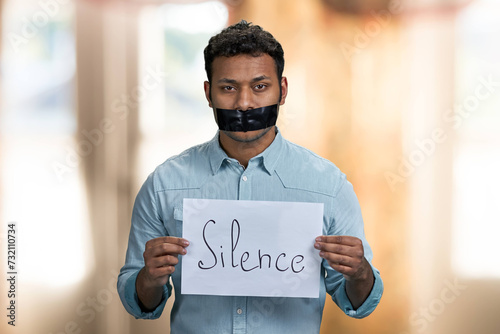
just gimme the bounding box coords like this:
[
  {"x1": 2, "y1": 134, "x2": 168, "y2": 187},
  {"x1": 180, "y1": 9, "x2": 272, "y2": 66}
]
[
  {"x1": 223, "y1": 86, "x2": 235, "y2": 91},
  {"x1": 254, "y1": 84, "x2": 267, "y2": 90}
]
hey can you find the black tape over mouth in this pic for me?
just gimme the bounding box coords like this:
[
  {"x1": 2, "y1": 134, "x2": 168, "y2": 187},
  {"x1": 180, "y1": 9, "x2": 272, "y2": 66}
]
[{"x1": 215, "y1": 104, "x2": 278, "y2": 132}]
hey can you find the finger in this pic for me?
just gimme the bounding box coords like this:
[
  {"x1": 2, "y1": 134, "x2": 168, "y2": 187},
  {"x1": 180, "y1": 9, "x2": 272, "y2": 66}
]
[
  {"x1": 320, "y1": 253, "x2": 359, "y2": 277},
  {"x1": 315, "y1": 235, "x2": 362, "y2": 247},
  {"x1": 314, "y1": 242, "x2": 353, "y2": 255},
  {"x1": 145, "y1": 243, "x2": 187, "y2": 259},
  {"x1": 329, "y1": 263, "x2": 356, "y2": 277},
  {"x1": 146, "y1": 236, "x2": 190, "y2": 249},
  {"x1": 319, "y1": 252, "x2": 356, "y2": 268},
  {"x1": 314, "y1": 242, "x2": 364, "y2": 260},
  {"x1": 145, "y1": 262, "x2": 177, "y2": 279},
  {"x1": 153, "y1": 266, "x2": 176, "y2": 278},
  {"x1": 144, "y1": 254, "x2": 181, "y2": 280},
  {"x1": 147, "y1": 254, "x2": 180, "y2": 269}
]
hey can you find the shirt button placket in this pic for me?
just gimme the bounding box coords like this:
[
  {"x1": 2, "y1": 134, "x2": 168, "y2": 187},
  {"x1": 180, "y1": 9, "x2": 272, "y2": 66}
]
[
  {"x1": 239, "y1": 173, "x2": 251, "y2": 200},
  {"x1": 233, "y1": 298, "x2": 247, "y2": 334},
  {"x1": 235, "y1": 168, "x2": 250, "y2": 333}
]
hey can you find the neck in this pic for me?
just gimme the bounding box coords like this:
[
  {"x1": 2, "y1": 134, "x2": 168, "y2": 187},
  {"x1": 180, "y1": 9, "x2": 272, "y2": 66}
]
[{"x1": 219, "y1": 127, "x2": 276, "y2": 168}]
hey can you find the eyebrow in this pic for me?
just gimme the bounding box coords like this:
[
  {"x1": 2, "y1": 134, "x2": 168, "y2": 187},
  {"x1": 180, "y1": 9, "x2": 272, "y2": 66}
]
[
  {"x1": 251, "y1": 75, "x2": 272, "y2": 83},
  {"x1": 216, "y1": 75, "x2": 272, "y2": 84},
  {"x1": 217, "y1": 78, "x2": 238, "y2": 84}
]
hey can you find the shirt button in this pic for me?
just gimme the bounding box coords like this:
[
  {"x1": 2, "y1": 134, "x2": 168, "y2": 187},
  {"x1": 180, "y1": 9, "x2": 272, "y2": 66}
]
[
  {"x1": 242, "y1": 176, "x2": 248, "y2": 182},
  {"x1": 237, "y1": 308, "x2": 243, "y2": 314}
]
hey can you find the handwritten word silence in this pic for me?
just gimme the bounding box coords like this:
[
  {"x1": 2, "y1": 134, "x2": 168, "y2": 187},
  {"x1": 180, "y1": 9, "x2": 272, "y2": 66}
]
[
  {"x1": 182, "y1": 198, "x2": 322, "y2": 297},
  {"x1": 198, "y1": 219, "x2": 306, "y2": 274}
]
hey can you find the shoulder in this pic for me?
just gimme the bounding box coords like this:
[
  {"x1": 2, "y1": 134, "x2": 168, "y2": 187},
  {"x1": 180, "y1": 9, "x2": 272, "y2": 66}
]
[
  {"x1": 275, "y1": 138, "x2": 346, "y2": 197},
  {"x1": 149, "y1": 140, "x2": 213, "y2": 191}
]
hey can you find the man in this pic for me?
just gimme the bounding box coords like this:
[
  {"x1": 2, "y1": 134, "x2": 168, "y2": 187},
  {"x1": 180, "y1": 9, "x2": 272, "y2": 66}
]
[{"x1": 118, "y1": 20, "x2": 383, "y2": 333}]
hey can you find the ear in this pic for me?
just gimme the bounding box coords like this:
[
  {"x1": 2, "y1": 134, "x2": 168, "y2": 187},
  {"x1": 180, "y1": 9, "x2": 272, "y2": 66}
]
[
  {"x1": 204, "y1": 81, "x2": 212, "y2": 108},
  {"x1": 279, "y1": 77, "x2": 288, "y2": 106}
]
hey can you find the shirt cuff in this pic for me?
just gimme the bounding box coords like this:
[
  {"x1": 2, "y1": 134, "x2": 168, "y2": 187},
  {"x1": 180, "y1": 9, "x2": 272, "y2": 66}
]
[
  {"x1": 333, "y1": 264, "x2": 384, "y2": 319},
  {"x1": 122, "y1": 270, "x2": 170, "y2": 319}
]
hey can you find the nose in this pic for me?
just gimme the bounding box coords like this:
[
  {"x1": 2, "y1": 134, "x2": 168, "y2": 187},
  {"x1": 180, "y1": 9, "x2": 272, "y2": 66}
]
[{"x1": 234, "y1": 87, "x2": 254, "y2": 111}]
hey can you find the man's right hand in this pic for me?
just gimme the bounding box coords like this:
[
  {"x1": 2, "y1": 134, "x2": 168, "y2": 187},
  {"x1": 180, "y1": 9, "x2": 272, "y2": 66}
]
[{"x1": 136, "y1": 236, "x2": 189, "y2": 311}]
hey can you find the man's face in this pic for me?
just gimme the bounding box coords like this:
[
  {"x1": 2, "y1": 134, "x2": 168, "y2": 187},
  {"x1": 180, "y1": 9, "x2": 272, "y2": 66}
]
[{"x1": 204, "y1": 54, "x2": 288, "y2": 143}]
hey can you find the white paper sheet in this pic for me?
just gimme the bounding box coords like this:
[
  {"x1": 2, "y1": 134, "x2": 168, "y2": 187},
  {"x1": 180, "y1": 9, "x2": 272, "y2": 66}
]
[{"x1": 181, "y1": 198, "x2": 323, "y2": 298}]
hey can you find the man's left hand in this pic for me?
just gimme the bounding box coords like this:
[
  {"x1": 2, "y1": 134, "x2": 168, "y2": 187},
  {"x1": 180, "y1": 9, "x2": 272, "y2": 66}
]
[
  {"x1": 314, "y1": 235, "x2": 374, "y2": 308},
  {"x1": 314, "y1": 235, "x2": 371, "y2": 281}
]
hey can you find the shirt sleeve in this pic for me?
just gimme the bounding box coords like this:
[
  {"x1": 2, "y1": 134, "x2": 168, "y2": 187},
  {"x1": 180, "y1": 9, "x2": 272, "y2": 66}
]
[
  {"x1": 324, "y1": 178, "x2": 384, "y2": 319},
  {"x1": 117, "y1": 172, "x2": 172, "y2": 319}
]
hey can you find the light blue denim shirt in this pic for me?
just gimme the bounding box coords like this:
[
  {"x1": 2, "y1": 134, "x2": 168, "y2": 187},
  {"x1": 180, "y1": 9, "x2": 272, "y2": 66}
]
[{"x1": 118, "y1": 129, "x2": 383, "y2": 334}]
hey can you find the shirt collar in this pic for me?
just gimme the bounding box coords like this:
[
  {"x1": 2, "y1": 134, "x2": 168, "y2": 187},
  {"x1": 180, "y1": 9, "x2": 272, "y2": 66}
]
[
  {"x1": 208, "y1": 131, "x2": 228, "y2": 175},
  {"x1": 208, "y1": 127, "x2": 284, "y2": 176},
  {"x1": 252, "y1": 127, "x2": 283, "y2": 175}
]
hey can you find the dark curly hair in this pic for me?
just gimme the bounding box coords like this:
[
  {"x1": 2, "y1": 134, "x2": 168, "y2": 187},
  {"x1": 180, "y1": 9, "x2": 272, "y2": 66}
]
[{"x1": 204, "y1": 20, "x2": 285, "y2": 83}]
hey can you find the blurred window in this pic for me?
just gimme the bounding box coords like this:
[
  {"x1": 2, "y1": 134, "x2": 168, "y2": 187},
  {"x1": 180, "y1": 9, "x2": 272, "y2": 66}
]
[
  {"x1": 0, "y1": 0, "x2": 93, "y2": 286},
  {"x1": 137, "y1": 1, "x2": 228, "y2": 178},
  {"x1": 452, "y1": 0, "x2": 500, "y2": 279}
]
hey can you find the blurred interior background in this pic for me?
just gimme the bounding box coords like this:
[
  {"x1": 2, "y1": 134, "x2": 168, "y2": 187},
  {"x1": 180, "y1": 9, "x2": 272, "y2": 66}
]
[{"x1": 1, "y1": 0, "x2": 499, "y2": 333}]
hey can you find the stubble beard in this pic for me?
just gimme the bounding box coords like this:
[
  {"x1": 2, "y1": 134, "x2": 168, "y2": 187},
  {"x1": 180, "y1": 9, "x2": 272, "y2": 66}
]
[{"x1": 221, "y1": 126, "x2": 274, "y2": 143}]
